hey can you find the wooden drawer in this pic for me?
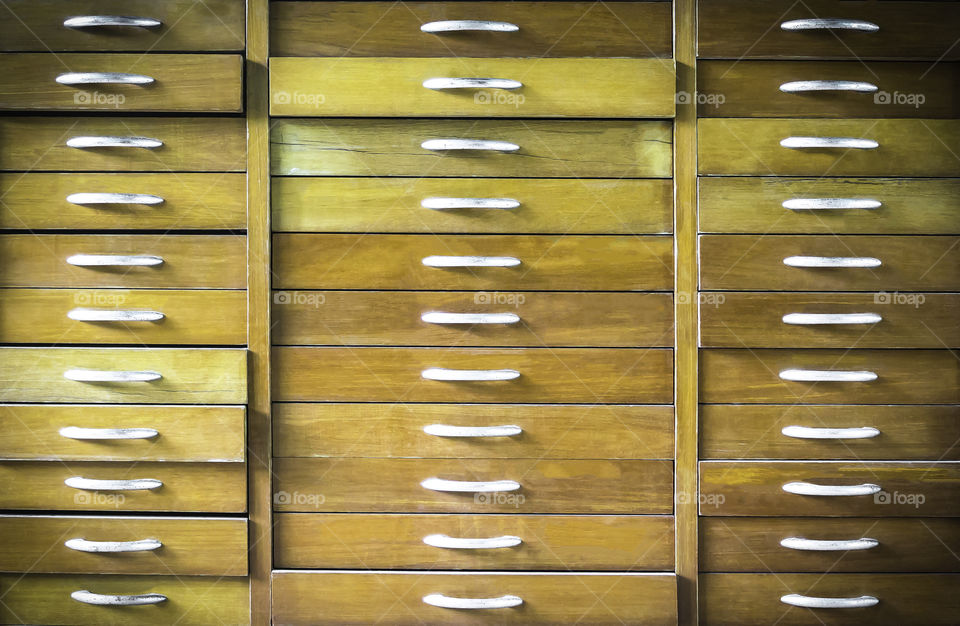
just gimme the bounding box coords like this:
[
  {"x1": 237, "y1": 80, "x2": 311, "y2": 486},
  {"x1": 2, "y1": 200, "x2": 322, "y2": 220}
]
[
  {"x1": 271, "y1": 2, "x2": 672, "y2": 58},
  {"x1": 700, "y1": 293, "x2": 960, "y2": 348},
  {"x1": 0, "y1": 404, "x2": 245, "y2": 462},
  {"x1": 701, "y1": 349, "x2": 960, "y2": 404},
  {"x1": 273, "y1": 292, "x2": 673, "y2": 347},
  {"x1": 272, "y1": 119, "x2": 673, "y2": 178},
  {"x1": 0, "y1": 289, "x2": 246, "y2": 345},
  {"x1": 0, "y1": 173, "x2": 246, "y2": 230},
  {"x1": 0, "y1": 574, "x2": 249, "y2": 625},
  {"x1": 0, "y1": 234, "x2": 246, "y2": 289},
  {"x1": 0, "y1": 348, "x2": 247, "y2": 404},
  {"x1": 0, "y1": 0, "x2": 245, "y2": 52},
  {"x1": 701, "y1": 518, "x2": 960, "y2": 572},
  {"x1": 274, "y1": 235, "x2": 673, "y2": 291},
  {"x1": 700, "y1": 235, "x2": 960, "y2": 291},
  {"x1": 699, "y1": 119, "x2": 960, "y2": 176},
  {"x1": 275, "y1": 513, "x2": 674, "y2": 571},
  {"x1": 699, "y1": 461, "x2": 960, "y2": 517},
  {"x1": 700, "y1": 405, "x2": 960, "y2": 461},
  {"x1": 700, "y1": 573, "x2": 960, "y2": 626},
  {"x1": 274, "y1": 458, "x2": 673, "y2": 514},
  {"x1": 274, "y1": 403, "x2": 673, "y2": 459},
  {"x1": 0, "y1": 54, "x2": 242, "y2": 112},
  {"x1": 0, "y1": 117, "x2": 246, "y2": 172},
  {"x1": 699, "y1": 177, "x2": 960, "y2": 235},
  {"x1": 274, "y1": 347, "x2": 673, "y2": 403},
  {"x1": 273, "y1": 570, "x2": 676, "y2": 625},
  {"x1": 699, "y1": 61, "x2": 960, "y2": 118},
  {"x1": 0, "y1": 515, "x2": 246, "y2": 576},
  {"x1": 273, "y1": 177, "x2": 673, "y2": 234},
  {"x1": 699, "y1": 0, "x2": 960, "y2": 60},
  {"x1": 0, "y1": 461, "x2": 245, "y2": 512}
]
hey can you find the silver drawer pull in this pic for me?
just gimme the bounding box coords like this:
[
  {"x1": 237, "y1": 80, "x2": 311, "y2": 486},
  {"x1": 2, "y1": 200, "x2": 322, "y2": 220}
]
[
  {"x1": 68, "y1": 308, "x2": 165, "y2": 322},
  {"x1": 71, "y1": 590, "x2": 167, "y2": 606},
  {"x1": 781, "y1": 425, "x2": 880, "y2": 440},
  {"x1": 421, "y1": 20, "x2": 519, "y2": 33},
  {"x1": 780, "y1": 536, "x2": 879, "y2": 551},
  {"x1": 422, "y1": 255, "x2": 520, "y2": 268},
  {"x1": 65, "y1": 538, "x2": 162, "y2": 553},
  {"x1": 423, "y1": 424, "x2": 522, "y2": 438},
  {"x1": 56, "y1": 72, "x2": 154, "y2": 86},
  {"x1": 782, "y1": 313, "x2": 881, "y2": 325},
  {"x1": 65, "y1": 476, "x2": 162, "y2": 491},
  {"x1": 780, "y1": 594, "x2": 879, "y2": 609},
  {"x1": 422, "y1": 197, "x2": 520, "y2": 210},
  {"x1": 781, "y1": 136, "x2": 879, "y2": 150},
  {"x1": 60, "y1": 426, "x2": 159, "y2": 440},
  {"x1": 422, "y1": 368, "x2": 520, "y2": 381},
  {"x1": 423, "y1": 593, "x2": 523, "y2": 610},
  {"x1": 421, "y1": 478, "x2": 520, "y2": 493},
  {"x1": 779, "y1": 369, "x2": 877, "y2": 382},
  {"x1": 67, "y1": 254, "x2": 163, "y2": 267},
  {"x1": 783, "y1": 198, "x2": 881, "y2": 210},
  {"x1": 783, "y1": 255, "x2": 881, "y2": 268},
  {"x1": 64, "y1": 16, "x2": 162, "y2": 29},
  {"x1": 67, "y1": 193, "x2": 163, "y2": 206},
  {"x1": 782, "y1": 481, "x2": 881, "y2": 497},
  {"x1": 423, "y1": 534, "x2": 522, "y2": 549},
  {"x1": 64, "y1": 369, "x2": 162, "y2": 383},
  {"x1": 421, "y1": 312, "x2": 520, "y2": 325},
  {"x1": 780, "y1": 80, "x2": 878, "y2": 93},
  {"x1": 424, "y1": 77, "x2": 522, "y2": 91},
  {"x1": 421, "y1": 139, "x2": 520, "y2": 152},
  {"x1": 67, "y1": 136, "x2": 162, "y2": 149},
  {"x1": 781, "y1": 19, "x2": 879, "y2": 33}
]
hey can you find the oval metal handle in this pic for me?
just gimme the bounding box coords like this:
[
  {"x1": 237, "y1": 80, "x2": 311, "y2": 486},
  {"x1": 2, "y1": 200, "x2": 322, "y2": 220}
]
[
  {"x1": 421, "y1": 20, "x2": 519, "y2": 33},
  {"x1": 423, "y1": 593, "x2": 523, "y2": 609},
  {"x1": 66, "y1": 136, "x2": 162, "y2": 149},
  {"x1": 56, "y1": 72, "x2": 154, "y2": 86},
  {"x1": 71, "y1": 590, "x2": 167, "y2": 606},
  {"x1": 66, "y1": 254, "x2": 164, "y2": 267},
  {"x1": 68, "y1": 308, "x2": 165, "y2": 322},
  {"x1": 783, "y1": 198, "x2": 881, "y2": 211},
  {"x1": 781, "y1": 136, "x2": 879, "y2": 150},
  {"x1": 65, "y1": 476, "x2": 162, "y2": 491},
  {"x1": 782, "y1": 425, "x2": 880, "y2": 440},
  {"x1": 423, "y1": 534, "x2": 522, "y2": 549},
  {"x1": 782, "y1": 481, "x2": 881, "y2": 497},
  {"x1": 780, "y1": 536, "x2": 879, "y2": 551},
  {"x1": 780, "y1": 80, "x2": 878, "y2": 93},
  {"x1": 424, "y1": 77, "x2": 522, "y2": 91},
  {"x1": 65, "y1": 538, "x2": 162, "y2": 553},
  {"x1": 64, "y1": 369, "x2": 162, "y2": 383},
  {"x1": 422, "y1": 368, "x2": 520, "y2": 381},
  {"x1": 782, "y1": 313, "x2": 881, "y2": 325},
  {"x1": 64, "y1": 16, "x2": 162, "y2": 29},
  {"x1": 422, "y1": 197, "x2": 519, "y2": 210},
  {"x1": 421, "y1": 478, "x2": 520, "y2": 493},
  {"x1": 780, "y1": 594, "x2": 879, "y2": 609},
  {"x1": 779, "y1": 369, "x2": 878, "y2": 382},
  {"x1": 66, "y1": 193, "x2": 163, "y2": 206},
  {"x1": 422, "y1": 255, "x2": 520, "y2": 268},
  {"x1": 421, "y1": 312, "x2": 520, "y2": 325},
  {"x1": 781, "y1": 19, "x2": 879, "y2": 32},
  {"x1": 423, "y1": 424, "x2": 522, "y2": 438},
  {"x1": 421, "y1": 139, "x2": 520, "y2": 152},
  {"x1": 60, "y1": 426, "x2": 159, "y2": 440},
  {"x1": 783, "y1": 255, "x2": 881, "y2": 268}
]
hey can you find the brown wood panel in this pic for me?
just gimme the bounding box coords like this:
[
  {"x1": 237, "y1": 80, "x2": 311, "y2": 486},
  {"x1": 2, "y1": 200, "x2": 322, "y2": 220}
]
[
  {"x1": 274, "y1": 347, "x2": 673, "y2": 403},
  {"x1": 274, "y1": 458, "x2": 673, "y2": 514}
]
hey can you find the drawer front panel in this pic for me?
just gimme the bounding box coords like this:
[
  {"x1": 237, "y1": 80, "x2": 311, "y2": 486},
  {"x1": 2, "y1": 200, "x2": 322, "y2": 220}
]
[{"x1": 275, "y1": 514, "x2": 674, "y2": 570}]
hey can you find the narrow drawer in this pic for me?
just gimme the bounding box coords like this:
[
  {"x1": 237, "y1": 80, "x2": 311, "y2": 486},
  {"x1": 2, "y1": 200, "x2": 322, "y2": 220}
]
[
  {"x1": 700, "y1": 405, "x2": 960, "y2": 461},
  {"x1": 0, "y1": 0, "x2": 245, "y2": 52},
  {"x1": 273, "y1": 177, "x2": 673, "y2": 234},
  {"x1": 701, "y1": 349, "x2": 960, "y2": 404},
  {"x1": 0, "y1": 574, "x2": 249, "y2": 625},
  {"x1": 274, "y1": 403, "x2": 674, "y2": 459},
  {"x1": 701, "y1": 518, "x2": 960, "y2": 572},
  {"x1": 699, "y1": 461, "x2": 960, "y2": 517},
  {"x1": 274, "y1": 347, "x2": 673, "y2": 403},
  {"x1": 275, "y1": 514, "x2": 674, "y2": 571},
  {"x1": 700, "y1": 235, "x2": 960, "y2": 291},
  {"x1": 0, "y1": 117, "x2": 246, "y2": 172},
  {"x1": 0, "y1": 289, "x2": 247, "y2": 345},
  {"x1": 700, "y1": 293, "x2": 960, "y2": 348},
  {"x1": 699, "y1": 177, "x2": 960, "y2": 235},
  {"x1": 0, "y1": 461, "x2": 245, "y2": 512},
  {"x1": 273, "y1": 292, "x2": 673, "y2": 347},
  {"x1": 0, "y1": 347, "x2": 247, "y2": 404},
  {"x1": 0, "y1": 404, "x2": 245, "y2": 462},
  {"x1": 0, "y1": 54, "x2": 242, "y2": 112},
  {"x1": 0, "y1": 515, "x2": 247, "y2": 575},
  {"x1": 0, "y1": 234, "x2": 246, "y2": 289},
  {"x1": 699, "y1": 119, "x2": 960, "y2": 176},
  {"x1": 274, "y1": 458, "x2": 673, "y2": 514},
  {"x1": 0, "y1": 173, "x2": 246, "y2": 230},
  {"x1": 271, "y1": 1, "x2": 672, "y2": 57},
  {"x1": 274, "y1": 235, "x2": 673, "y2": 291},
  {"x1": 700, "y1": 573, "x2": 960, "y2": 626},
  {"x1": 272, "y1": 119, "x2": 673, "y2": 177}
]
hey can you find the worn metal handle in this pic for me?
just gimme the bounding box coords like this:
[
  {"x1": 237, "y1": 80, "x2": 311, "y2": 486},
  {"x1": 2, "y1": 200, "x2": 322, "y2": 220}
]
[
  {"x1": 781, "y1": 136, "x2": 879, "y2": 149},
  {"x1": 780, "y1": 536, "x2": 879, "y2": 551},
  {"x1": 421, "y1": 312, "x2": 520, "y2": 325},
  {"x1": 423, "y1": 424, "x2": 522, "y2": 438},
  {"x1": 782, "y1": 313, "x2": 881, "y2": 325},
  {"x1": 71, "y1": 590, "x2": 167, "y2": 606},
  {"x1": 423, "y1": 593, "x2": 523, "y2": 609},
  {"x1": 64, "y1": 16, "x2": 161, "y2": 29},
  {"x1": 421, "y1": 139, "x2": 520, "y2": 152},
  {"x1": 424, "y1": 78, "x2": 522, "y2": 90},
  {"x1": 783, "y1": 198, "x2": 881, "y2": 210},
  {"x1": 64, "y1": 369, "x2": 162, "y2": 383},
  {"x1": 781, "y1": 19, "x2": 879, "y2": 32},
  {"x1": 780, "y1": 594, "x2": 879, "y2": 609},
  {"x1": 779, "y1": 369, "x2": 878, "y2": 382},
  {"x1": 66, "y1": 193, "x2": 163, "y2": 206},
  {"x1": 60, "y1": 426, "x2": 159, "y2": 440},
  {"x1": 66, "y1": 254, "x2": 164, "y2": 267},
  {"x1": 67, "y1": 136, "x2": 162, "y2": 149},
  {"x1": 68, "y1": 308, "x2": 165, "y2": 322},
  {"x1": 421, "y1": 20, "x2": 519, "y2": 33},
  {"x1": 56, "y1": 72, "x2": 154, "y2": 86},
  {"x1": 422, "y1": 197, "x2": 519, "y2": 210},
  {"x1": 65, "y1": 538, "x2": 162, "y2": 553},
  {"x1": 65, "y1": 476, "x2": 162, "y2": 491},
  {"x1": 783, "y1": 255, "x2": 881, "y2": 268},
  {"x1": 780, "y1": 80, "x2": 878, "y2": 93},
  {"x1": 782, "y1": 481, "x2": 881, "y2": 496},
  {"x1": 421, "y1": 477, "x2": 520, "y2": 493},
  {"x1": 423, "y1": 534, "x2": 522, "y2": 549},
  {"x1": 422, "y1": 255, "x2": 520, "y2": 268},
  {"x1": 781, "y1": 425, "x2": 880, "y2": 440},
  {"x1": 422, "y1": 368, "x2": 520, "y2": 381}
]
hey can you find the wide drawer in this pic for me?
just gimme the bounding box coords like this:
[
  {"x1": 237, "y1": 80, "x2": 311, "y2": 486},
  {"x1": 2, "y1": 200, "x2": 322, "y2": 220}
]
[
  {"x1": 700, "y1": 405, "x2": 960, "y2": 461},
  {"x1": 699, "y1": 177, "x2": 960, "y2": 235},
  {"x1": 700, "y1": 235, "x2": 960, "y2": 291},
  {"x1": 0, "y1": 574, "x2": 249, "y2": 625},
  {"x1": 274, "y1": 458, "x2": 673, "y2": 514},
  {"x1": 274, "y1": 347, "x2": 673, "y2": 403},
  {"x1": 0, "y1": 117, "x2": 246, "y2": 172},
  {"x1": 273, "y1": 177, "x2": 673, "y2": 234},
  {"x1": 700, "y1": 293, "x2": 960, "y2": 348},
  {"x1": 273, "y1": 291, "x2": 673, "y2": 347},
  {"x1": 699, "y1": 461, "x2": 960, "y2": 517},
  {"x1": 0, "y1": 404, "x2": 245, "y2": 462},
  {"x1": 0, "y1": 347, "x2": 247, "y2": 404},
  {"x1": 701, "y1": 518, "x2": 960, "y2": 572},
  {"x1": 0, "y1": 54, "x2": 242, "y2": 112},
  {"x1": 274, "y1": 235, "x2": 673, "y2": 291},
  {"x1": 0, "y1": 461, "x2": 245, "y2": 512},
  {"x1": 700, "y1": 349, "x2": 960, "y2": 404},
  {"x1": 274, "y1": 403, "x2": 673, "y2": 459},
  {"x1": 0, "y1": 0, "x2": 245, "y2": 52},
  {"x1": 272, "y1": 119, "x2": 673, "y2": 177},
  {"x1": 0, "y1": 234, "x2": 246, "y2": 289},
  {"x1": 699, "y1": 119, "x2": 960, "y2": 176},
  {"x1": 700, "y1": 573, "x2": 960, "y2": 626},
  {"x1": 271, "y1": 1, "x2": 672, "y2": 58},
  {"x1": 273, "y1": 571, "x2": 677, "y2": 625},
  {"x1": 275, "y1": 514, "x2": 674, "y2": 570},
  {"x1": 0, "y1": 515, "x2": 246, "y2": 575},
  {"x1": 0, "y1": 289, "x2": 246, "y2": 345}
]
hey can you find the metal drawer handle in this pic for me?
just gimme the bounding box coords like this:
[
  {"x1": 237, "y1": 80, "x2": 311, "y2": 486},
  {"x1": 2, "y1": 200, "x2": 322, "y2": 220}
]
[
  {"x1": 423, "y1": 593, "x2": 523, "y2": 609},
  {"x1": 423, "y1": 534, "x2": 522, "y2": 549},
  {"x1": 68, "y1": 308, "x2": 165, "y2": 322},
  {"x1": 65, "y1": 477, "x2": 162, "y2": 491},
  {"x1": 780, "y1": 594, "x2": 879, "y2": 609},
  {"x1": 781, "y1": 136, "x2": 879, "y2": 150},
  {"x1": 422, "y1": 255, "x2": 520, "y2": 268},
  {"x1": 422, "y1": 368, "x2": 520, "y2": 381},
  {"x1": 779, "y1": 369, "x2": 878, "y2": 382},
  {"x1": 67, "y1": 136, "x2": 162, "y2": 149},
  {"x1": 782, "y1": 313, "x2": 881, "y2": 325},
  {"x1": 424, "y1": 77, "x2": 522, "y2": 91},
  {"x1": 64, "y1": 369, "x2": 162, "y2": 383},
  {"x1": 782, "y1": 481, "x2": 881, "y2": 497},
  {"x1": 423, "y1": 424, "x2": 522, "y2": 438},
  {"x1": 783, "y1": 198, "x2": 881, "y2": 210},
  {"x1": 60, "y1": 426, "x2": 159, "y2": 440},
  {"x1": 421, "y1": 139, "x2": 520, "y2": 152},
  {"x1": 422, "y1": 197, "x2": 519, "y2": 210},
  {"x1": 780, "y1": 80, "x2": 878, "y2": 93},
  {"x1": 71, "y1": 590, "x2": 167, "y2": 606},
  {"x1": 780, "y1": 536, "x2": 879, "y2": 551},
  {"x1": 783, "y1": 255, "x2": 881, "y2": 268},
  {"x1": 781, "y1": 19, "x2": 879, "y2": 33},
  {"x1": 67, "y1": 193, "x2": 163, "y2": 206},
  {"x1": 421, "y1": 478, "x2": 520, "y2": 493},
  {"x1": 67, "y1": 254, "x2": 164, "y2": 267},
  {"x1": 65, "y1": 538, "x2": 161, "y2": 553},
  {"x1": 56, "y1": 72, "x2": 154, "y2": 86},
  {"x1": 781, "y1": 425, "x2": 880, "y2": 440},
  {"x1": 64, "y1": 16, "x2": 162, "y2": 29},
  {"x1": 421, "y1": 20, "x2": 519, "y2": 33},
  {"x1": 421, "y1": 312, "x2": 520, "y2": 325}
]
